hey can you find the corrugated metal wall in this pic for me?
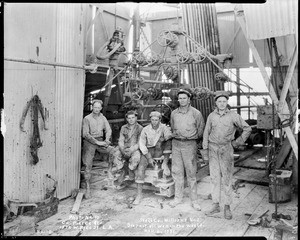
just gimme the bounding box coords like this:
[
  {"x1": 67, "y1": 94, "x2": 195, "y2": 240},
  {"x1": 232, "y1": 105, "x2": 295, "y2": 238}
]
[
  {"x1": 4, "y1": 3, "x2": 86, "y2": 202},
  {"x1": 216, "y1": 11, "x2": 271, "y2": 68},
  {"x1": 182, "y1": 3, "x2": 222, "y2": 120},
  {"x1": 243, "y1": 0, "x2": 298, "y2": 40},
  {"x1": 55, "y1": 4, "x2": 86, "y2": 200}
]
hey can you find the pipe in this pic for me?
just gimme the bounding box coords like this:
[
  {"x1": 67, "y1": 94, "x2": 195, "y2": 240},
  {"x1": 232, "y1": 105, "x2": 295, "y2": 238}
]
[
  {"x1": 5, "y1": 57, "x2": 96, "y2": 70},
  {"x1": 229, "y1": 105, "x2": 257, "y2": 109}
]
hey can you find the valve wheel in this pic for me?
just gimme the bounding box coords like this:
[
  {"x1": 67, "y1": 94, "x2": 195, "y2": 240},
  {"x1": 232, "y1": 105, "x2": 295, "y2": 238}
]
[
  {"x1": 157, "y1": 30, "x2": 179, "y2": 47},
  {"x1": 176, "y1": 51, "x2": 191, "y2": 64},
  {"x1": 145, "y1": 51, "x2": 160, "y2": 65},
  {"x1": 132, "y1": 88, "x2": 143, "y2": 100},
  {"x1": 132, "y1": 52, "x2": 145, "y2": 65},
  {"x1": 152, "y1": 103, "x2": 173, "y2": 124}
]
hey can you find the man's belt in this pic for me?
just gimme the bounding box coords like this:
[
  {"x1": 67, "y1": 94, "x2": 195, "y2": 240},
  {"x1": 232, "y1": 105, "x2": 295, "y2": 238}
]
[{"x1": 174, "y1": 138, "x2": 196, "y2": 141}]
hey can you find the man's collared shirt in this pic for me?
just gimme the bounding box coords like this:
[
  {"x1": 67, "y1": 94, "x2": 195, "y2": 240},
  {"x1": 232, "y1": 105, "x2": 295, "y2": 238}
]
[
  {"x1": 118, "y1": 122, "x2": 143, "y2": 151},
  {"x1": 203, "y1": 108, "x2": 251, "y2": 148},
  {"x1": 170, "y1": 105, "x2": 205, "y2": 140},
  {"x1": 139, "y1": 123, "x2": 172, "y2": 155},
  {"x1": 82, "y1": 113, "x2": 112, "y2": 144}
]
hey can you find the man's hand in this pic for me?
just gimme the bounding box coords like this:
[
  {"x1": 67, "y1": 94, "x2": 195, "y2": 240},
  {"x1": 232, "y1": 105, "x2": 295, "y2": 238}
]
[
  {"x1": 148, "y1": 157, "x2": 154, "y2": 166},
  {"x1": 96, "y1": 140, "x2": 108, "y2": 147},
  {"x1": 123, "y1": 147, "x2": 132, "y2": 158},
  {"x1": 231, "y1": 140, "x2": 239, "y2": 149},
  {"x1": 145, "y1": 152, "x2": 154, "y2": 166},
  {"x1": 105, "y1": 139, "x2": 111, "y2": 145},
  {"x1": 200, "y1": 149, "x2": 209, "y2": 164}
]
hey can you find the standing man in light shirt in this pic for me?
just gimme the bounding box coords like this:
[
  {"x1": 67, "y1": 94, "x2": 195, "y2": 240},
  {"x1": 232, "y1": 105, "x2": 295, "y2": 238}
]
[
  {"x1": 133, "y1": 111, "x2": 172, "y2": 205},
  {"x1": 82, "y1": 99, "x2": 115, "y2": 198},
  {"x1": 169, "y1": 89, "x2": 205, "y2": 211},
  {"x1": 202, "y1": 91, "x2": 251, "y2": 220}
]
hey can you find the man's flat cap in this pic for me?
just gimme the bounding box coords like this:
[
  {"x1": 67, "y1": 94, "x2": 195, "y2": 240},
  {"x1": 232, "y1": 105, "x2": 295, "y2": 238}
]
[
  {"x1": 177, "y1": 89, "x2": 191, "y2": 98},
  {"x1": 149, "y1": 111, "x2": 161, "y2": 119},
  {"x1": 214, "y1": 91, "x2": 230, "y2": 101}
]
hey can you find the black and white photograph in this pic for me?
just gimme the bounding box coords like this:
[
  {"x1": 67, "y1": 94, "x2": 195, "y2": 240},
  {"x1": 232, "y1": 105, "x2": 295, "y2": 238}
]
[{"x1": 2, "y1": 1, "x2": 298, "y2": 238}]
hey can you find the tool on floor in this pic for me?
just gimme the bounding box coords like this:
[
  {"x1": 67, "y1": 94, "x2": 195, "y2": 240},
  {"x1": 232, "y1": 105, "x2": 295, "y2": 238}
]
[
  {"x1": 70, "y1": 189, "x2": 85, "y2": 214},
  {"x1": 246, "y1": 209, "x2": 269, "y2": 226},
  {"x1": 272, "y1": 213, "x2": 292, "y2": 220}
]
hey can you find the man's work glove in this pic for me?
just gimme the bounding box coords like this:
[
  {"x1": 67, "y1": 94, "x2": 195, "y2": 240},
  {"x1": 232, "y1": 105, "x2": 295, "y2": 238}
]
[
  {"x1": 145, "y1": 152, "x2": 154, "y2": 166},
  {"x1": 200, "y1": 149, "x2": 209, "y2": 164}
]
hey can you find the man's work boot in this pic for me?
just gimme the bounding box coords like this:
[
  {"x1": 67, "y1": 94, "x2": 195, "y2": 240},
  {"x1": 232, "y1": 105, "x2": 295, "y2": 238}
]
[
  {"x1": 125, "y1": 169, "x2": 135, "y2": 181},
  {"x1": 169, "y1": 198, "x2": 183, "y2": 208},
  {"x1": 224, "y1": 205, "x2": 233, "y2": 220},
  {"x1": 205, "y1": 202, "x2": 220, "y2": 216},
  {"x1": 132, "y1": 183, "x2": 143, "y2": 205},
  {"x1": 117, "y1": 169, "x2": 126, "y2": 184},
  {"x1": 191, "y1": 200, "x2": 201, "y2": 211}
]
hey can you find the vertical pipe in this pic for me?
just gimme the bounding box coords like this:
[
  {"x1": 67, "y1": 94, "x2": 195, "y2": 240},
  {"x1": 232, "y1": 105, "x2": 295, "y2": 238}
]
[
  {"x1": 200, "y1": 4, "x2": 212, "y2": 118},
  {"x1": 236, "y1": 68, "x2": 241, "y2": 114},
  {"x1": 193, "y1": 4, "x2": 205, "y2": 116}
]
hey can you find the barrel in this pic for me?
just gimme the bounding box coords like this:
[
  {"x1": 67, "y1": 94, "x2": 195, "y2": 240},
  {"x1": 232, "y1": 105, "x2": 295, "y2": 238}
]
[{"x1": 269, "y1": 170, "x2": 292, "y2": 203}]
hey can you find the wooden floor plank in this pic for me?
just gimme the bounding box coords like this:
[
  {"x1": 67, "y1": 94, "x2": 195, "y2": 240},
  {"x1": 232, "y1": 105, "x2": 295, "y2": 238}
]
[
  {"x1": 234, "y1": 168, "x2": 269, "y2": 186},
  {"x1": 235, "y1": 148, "x2": 267, "y2": 170},
  {"x1": 244, "y1": 225, "x2": 273, "y2": 238}
]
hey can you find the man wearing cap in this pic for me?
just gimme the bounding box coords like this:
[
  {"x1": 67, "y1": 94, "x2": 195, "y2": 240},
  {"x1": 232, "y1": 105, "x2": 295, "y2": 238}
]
[
  {"x1": 111, "y1": 110, "x2": 143, "y2": 186},
  {"x1": 169, "y1": 88, "x2": 205, "y2": 211},
  {"x1": 133, "y1": 111, "x2": 172, "y2": 205},
  {"x1": 202, "y1": 91, "x2": 251, "y2": 219},
  {"x1": 82, "y1": 99, "x2": 115, "y2": 198}
]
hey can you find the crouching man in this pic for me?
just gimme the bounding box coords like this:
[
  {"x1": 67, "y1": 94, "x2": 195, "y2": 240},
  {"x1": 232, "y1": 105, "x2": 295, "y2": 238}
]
[
  {"x1": 133, "y1": 111, "x2": 172, "y2": 205},
  {"x1": 112, "y1": 110, "x2": 143, "y2": 186}
]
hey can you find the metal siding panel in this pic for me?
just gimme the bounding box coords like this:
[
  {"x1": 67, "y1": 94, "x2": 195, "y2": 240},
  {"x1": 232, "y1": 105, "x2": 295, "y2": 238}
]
[
  {"x1": 243, "y1": 0, "x2": 298, "y2": 40},
  {"x1": 216, "y1": 11, "x2": 272, "y2": 68},
  {"x1": 55, "y1": 4, "x2": 85, "y2": 199},
  {"x1": 4, "y1": 3, "x2": 85, "y2": 202},
  {"x1": 4, "y1": 4, "x2": 57, "y2": 202}
]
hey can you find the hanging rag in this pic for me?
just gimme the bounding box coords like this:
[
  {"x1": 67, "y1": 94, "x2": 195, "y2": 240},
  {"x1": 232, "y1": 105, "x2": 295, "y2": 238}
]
[{"x1": 20, "y1": 95, "x2": 47, "y2": 165}]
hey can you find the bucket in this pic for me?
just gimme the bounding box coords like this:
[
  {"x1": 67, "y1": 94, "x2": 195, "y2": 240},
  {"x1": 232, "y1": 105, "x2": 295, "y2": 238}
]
[{"x1": 269, "y1": 170, "x2": 292, "y2": 203}]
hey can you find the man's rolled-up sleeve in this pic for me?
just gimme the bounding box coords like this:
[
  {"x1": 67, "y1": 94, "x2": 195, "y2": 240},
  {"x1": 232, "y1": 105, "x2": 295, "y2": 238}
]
[
  {"x1": 82, "y1": 118, "x2": 97, "y2": 144},
  {"x1": 139, "y1": 129, "x2": 148, "y2": 155},
  {"x1": 202, "y1": 115, "x2": 212, "y2": 150}
]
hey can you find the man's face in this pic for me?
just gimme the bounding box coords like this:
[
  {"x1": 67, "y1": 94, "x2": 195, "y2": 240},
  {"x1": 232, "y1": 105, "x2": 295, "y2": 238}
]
[
  {"x1": 126, "y1": 114, "x2": 137, "y2": 125},
  {"x1": 150, "y1": 116, "x2": 160, "y2": 128},
  {"x1": 216, "y1": 96, "x2": 228, "y2": 111},
  {"x1": 178, "y1": 93, "x2": 190, "y2": 107},
  {"x1": 92, "y1": 102, "x2": 102, "y2": 114}
]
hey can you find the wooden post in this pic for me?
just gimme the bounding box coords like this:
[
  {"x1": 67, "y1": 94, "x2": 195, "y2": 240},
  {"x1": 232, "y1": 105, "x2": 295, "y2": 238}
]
[
  {"x1": 103, "y1": 68, "x2": 114, "y2": 115},
  {"x1": 277, "y1": 45, "x2": 298, "y2": 113},
  {"x1": 235, "y1": 9, "x2": 298, "y2": 161}
]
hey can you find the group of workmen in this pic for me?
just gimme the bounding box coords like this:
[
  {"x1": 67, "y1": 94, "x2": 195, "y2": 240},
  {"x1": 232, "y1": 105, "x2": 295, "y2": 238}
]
[{"x1": 81, "y1": 89, "x2": 252, "y2": 220}]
